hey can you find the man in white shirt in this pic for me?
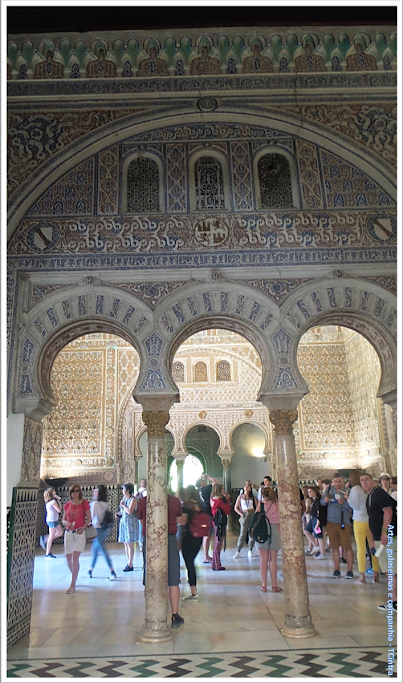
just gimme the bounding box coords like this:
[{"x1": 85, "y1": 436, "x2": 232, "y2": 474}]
[{"x1": 257, "y1": 476, "x2": 272, "y2": 502}]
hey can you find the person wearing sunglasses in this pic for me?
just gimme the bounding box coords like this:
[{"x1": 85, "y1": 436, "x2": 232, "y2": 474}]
[{"x1": 62, "y1": 484, "x2": 91, "y2": 594}]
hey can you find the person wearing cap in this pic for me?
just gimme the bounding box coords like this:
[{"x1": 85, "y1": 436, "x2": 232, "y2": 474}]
[
  {"x1": 390, "y1": 477, "x2": 397, "y2": 502},
  {"x1": 379, "y1": 472, "x2": 392, "y2": 496}
]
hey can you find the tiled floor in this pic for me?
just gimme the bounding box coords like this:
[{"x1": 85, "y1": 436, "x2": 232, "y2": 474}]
[{"x1": 7, "y1": 539, "x2": 397, "y2": 678}]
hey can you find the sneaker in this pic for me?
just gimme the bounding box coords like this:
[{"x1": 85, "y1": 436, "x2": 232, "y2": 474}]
[
  {"x1": 123, "y1": 565, "x2": 133, "y2": 572},
  {"x1": 182, "y1": 594, "x2": 199, "y2": 601},
  {"x1": 325, "y1": 547, "x2": 331, "y2": 553},
  {"x1": 314, "y1": 554, "x2": 326, "y2": 560},
  {"x1": 45, "y1": 553, "x2": 56, "y2": 558},
  {"x1": 332, "y1": 569, "x2": 341, "y2": 579},
  {"x1": 108, "y1": 570, "x2": 117, "y2": 580},
  {"x1": 365, "y1": 568, "x2": 374, "y2": 575},
  {"x1": 87, "y1": 570, "x2": 93, "y2": 578},
  {"x1": 378, "y1": 602, "x2": 391, "y2": 611},
  {"x1": 345, "y1": 571, "x2": 354, "y2": 579},
  {"x1": 39, "y1": 535, "x2": 46, "y2": 551},
  {"x1": 233, "y1": 551, "x2": 241, "y2": 559},
  {"x1": 305, "y1": 550, "x2": 314, "y2": 556},
  {"x1": 247, "y1": 550, "x2": 254, "y2": 559},
  {"x1": 340, "y1": 557, "x2": 347, "y2": 564},
  {"x1": 171, "y1": 614, "x2": 185, "y2": 628}
]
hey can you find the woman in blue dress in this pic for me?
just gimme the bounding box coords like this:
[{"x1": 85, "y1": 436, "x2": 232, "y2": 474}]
[{"x1": 118, "y1": 483, "x2": 138, "y2": 571}]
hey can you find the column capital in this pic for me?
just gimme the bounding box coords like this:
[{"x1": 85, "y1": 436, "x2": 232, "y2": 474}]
[
  {"x1": 142, "y1": 411, "x2": 170, "y2": 438},
  {"x1": 220, "y1": 456, "x2": 233, "y2": 469},
  {"x1": 172, "y1": 452, "x2": 187, "y2": 462},
  {"x1": 259, "y1": 393, "x2": 304, "y2": 412},
  {"x1": 379, "y1": 389, "x2": 397, "y2": 411},
  {"x1": 269, "y1": 409, "x2": 298, "y2": 435},
  {"x1": 14, "y1": 397, "x2": 54, "y2": 422},
  {"x1": 133, "y1": 392, "x2": 177, "y2": 414}
]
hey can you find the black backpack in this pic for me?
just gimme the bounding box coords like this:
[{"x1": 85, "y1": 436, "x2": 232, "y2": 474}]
[
  {"x1": 214, "y1": 506, "x2": 227, "y2": 538},
  {"x1": 101, "y1": 509, "x2": 114, "y2": 529},
  {"x1": 249, "y1": 504, "x2": 272, "y2": 544}
]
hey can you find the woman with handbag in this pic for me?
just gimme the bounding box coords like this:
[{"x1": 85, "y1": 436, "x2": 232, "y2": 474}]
[
  {"x1": 88, "y1": 485, "x2": 116, "y2": 580},
  {"x1": 62, "y1": 484, "x2": 91, "y2": 594},
  {"x1": 178, "y1": 485, "x2": 205, "y2": 601},
  {"x1": 118, "y1": 483, "x2": 138, "y2": 572},
  {"x1": 256, "y1": 487, "x2": 282, "y2": 592},
  {"x1": 303, "y1": 486, "x2": 327, "y2": 559}
]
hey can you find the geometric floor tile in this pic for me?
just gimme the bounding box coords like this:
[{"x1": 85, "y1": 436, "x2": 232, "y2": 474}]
[{"x1": 6, "y1": 648, "x2": 397, "y2": 678}]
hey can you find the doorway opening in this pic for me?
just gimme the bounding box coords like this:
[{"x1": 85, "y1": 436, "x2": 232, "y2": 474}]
[{"x1": 169, "y1": 454, "x2": 204, "y2": 492}]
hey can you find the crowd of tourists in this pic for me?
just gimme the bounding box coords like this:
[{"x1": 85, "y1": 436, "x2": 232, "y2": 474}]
[{"x1": 39, "y1": 469, "x2": 397, "y2": 626}]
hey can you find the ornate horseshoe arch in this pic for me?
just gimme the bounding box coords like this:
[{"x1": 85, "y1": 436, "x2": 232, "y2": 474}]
[
  {"x1": 15, "y1": 284, "x2": 151, "y2": 417},
  {"x1": 228, "y1": 418, "x2": 272, "y2": 455},
  {"x1": 276, "y1": 276, "x2": 397, "y2": 406}
]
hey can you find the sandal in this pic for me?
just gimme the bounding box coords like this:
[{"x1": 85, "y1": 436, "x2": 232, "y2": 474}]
[
  {"x1": 272, "y1": 586, "x2": 283, "y2": 592},
  {"x1": 66, "y1": 586, "x2": 76, "y2": 594},
  {"x1": 355, "y1": 576, "x2": 366, "y2": 584},
  {"x1": 260, "y1": 586, "x2": 267, "y2": 592}
]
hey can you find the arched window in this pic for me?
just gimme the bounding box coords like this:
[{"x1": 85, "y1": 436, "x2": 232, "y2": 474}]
[
  {"x1": 126, "y1": 157, "x2": 160, "y2": 212},
  {"x1": 258, "y1": 153, "x2": 293, "y2": 208},
  {"x1": 216, "y1": 360, "x2": 231, "y2": 381},
  {"x1": 194, "y1": 361, "x2": 208, "y2": 382},
  {"x1": 194, "y1": 156, "x2": 225, "y2": 210},
  {"x1": 172, "y1": 361, "x2": 185, "y2": 383}
]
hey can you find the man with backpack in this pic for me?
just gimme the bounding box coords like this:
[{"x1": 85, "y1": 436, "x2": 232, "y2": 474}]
[{"x1": 360, "y1": 472, "x2": 397, "y2": 612}]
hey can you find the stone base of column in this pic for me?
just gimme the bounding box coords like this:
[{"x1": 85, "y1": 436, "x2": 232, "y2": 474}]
[
  {"x1": 138, "y1": 627, "x2": 174, "y2": 643},
  {"x1": 281, "y1": 615, "x2": 317, "y2": 639}
]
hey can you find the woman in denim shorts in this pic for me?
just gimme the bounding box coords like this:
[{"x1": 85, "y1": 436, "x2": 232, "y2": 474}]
[{"x1": 40, "y1": 488, "x2": 64, "y2": 558}]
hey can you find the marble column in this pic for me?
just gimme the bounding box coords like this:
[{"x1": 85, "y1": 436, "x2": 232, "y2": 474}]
[
  {"x1": 134, "y1": 455, "x2": 141, "y2": 488},
  {"x1": 173, "y1": 453, "x2": 186, "y2": 491},
  {"x1": 220, "y1": 456, "x2": 232, "y2": 494},
  {"x1": 269, "y1": 410, "x2": 316, "y2": 638},
  {"x1": 139, "y1": 410, "x2": 173, "y2": 643}
]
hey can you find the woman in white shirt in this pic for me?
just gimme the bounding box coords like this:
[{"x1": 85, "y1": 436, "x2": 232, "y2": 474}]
[
  {"x1": 233, "y1": 482, "x2": 258, "y2": 559},
  {"x1": 88, "y1": 485, "x2": 116, "y2": 580},
  {"x1": 40, "y1": 488, "x2": 63, "y2": 557},
  {"x1": 347, "y1": 469, "x2": 379, "y2": 584}
]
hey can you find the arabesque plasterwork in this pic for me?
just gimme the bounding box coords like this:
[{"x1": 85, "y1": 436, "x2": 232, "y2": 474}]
[{"x1": 39, "y1": 325, "x2": 395, "y2": 480}]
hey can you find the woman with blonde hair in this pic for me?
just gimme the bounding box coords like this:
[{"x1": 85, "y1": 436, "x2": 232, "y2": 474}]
[
  {"x1": 40, "y1": 488, "x2": 63, "y2": 557},
  {"x1": 62, "y1": 484, "x2": 91, "y2": 594},
  {"x1": 256, "y1": 487, "x2": 282, "y2": 592},
  {"x1": 346, "y1": 469, "x2": 379, "y2": 584}
]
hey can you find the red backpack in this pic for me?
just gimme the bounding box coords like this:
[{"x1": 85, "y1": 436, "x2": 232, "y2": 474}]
[{"x1": 189, "y1": 510, "x2": 211, "y2": 537}]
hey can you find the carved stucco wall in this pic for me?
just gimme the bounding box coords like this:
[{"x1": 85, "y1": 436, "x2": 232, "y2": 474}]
[
  {"x1": 40, "y1": 325, "x2": 394, "y2": 481},
  {"x1": 41, "y1": 333, "x2": 140, "y2": 481},
  {"x1": 295, "y1": 326, "x2": 389, "y2": 477}
]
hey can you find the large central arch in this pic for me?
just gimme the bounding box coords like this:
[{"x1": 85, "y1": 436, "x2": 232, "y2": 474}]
[{"x1": 7, "y1": 108, "x2": 396, "y2": 241}]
